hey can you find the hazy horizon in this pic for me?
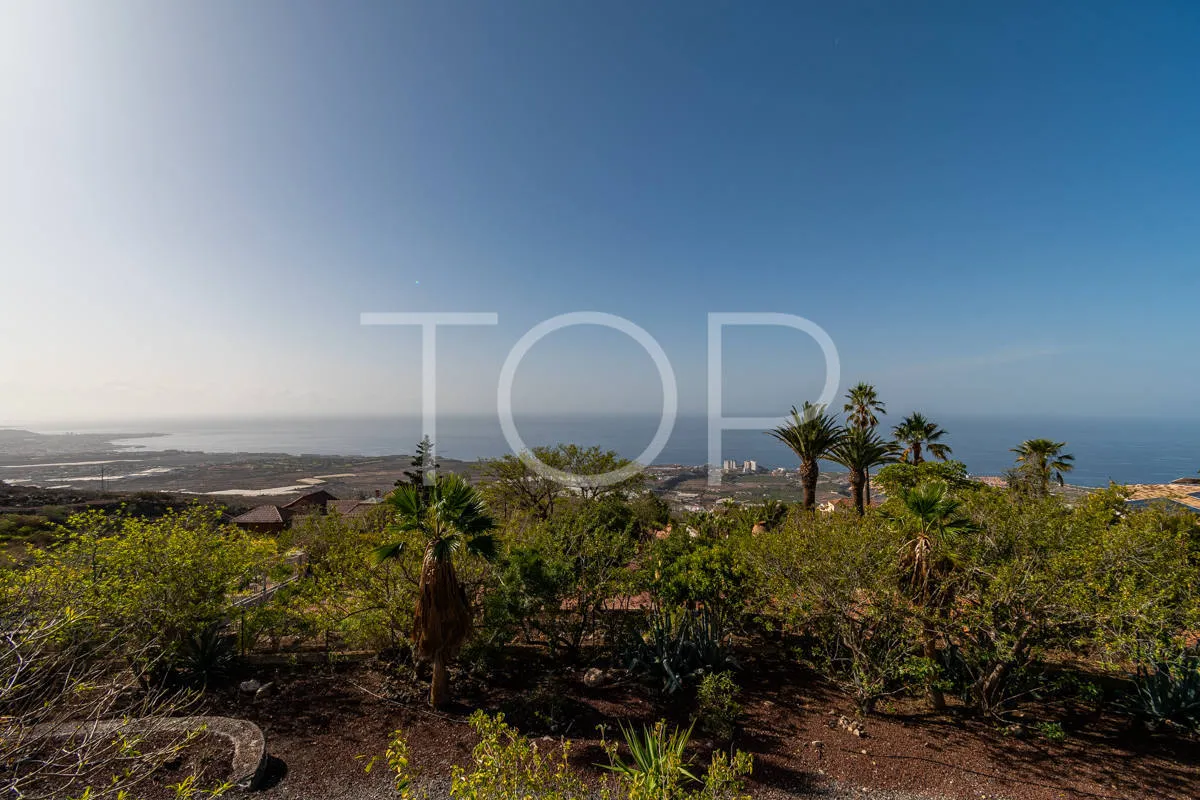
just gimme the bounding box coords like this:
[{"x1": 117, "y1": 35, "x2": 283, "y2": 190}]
[
  {"x1": 6, "y1": 412, "x2": 1200, "y2": 488},
  {"x1": 9, "y1": 409, "x2": 1200, "y2": 433}
]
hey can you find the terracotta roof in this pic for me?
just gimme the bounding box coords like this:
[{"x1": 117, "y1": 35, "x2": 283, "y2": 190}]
[
  {"x1": 232, "y1": 504, "x2": 285, "y2": 524},
  {"x1": 280, "y1": 489, "x2": 338, "y2": 509},
  {"x1": 973, "y1": 476, "x2": 1009, "y2": 488},
  {"x1": 328, "y1": 499, "x2": 376, "y2": 517}
]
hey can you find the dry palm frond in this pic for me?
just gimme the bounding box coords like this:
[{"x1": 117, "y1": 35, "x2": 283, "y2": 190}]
[{"x1": 413, "y1": 549, "x2": 472, "y2": 662}]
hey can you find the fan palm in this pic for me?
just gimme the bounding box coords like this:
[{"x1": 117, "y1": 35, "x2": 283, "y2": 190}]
[
  {"x1": 843, "y1": 382, "x2": 886, "y2": 430},
  {"x1": 892, "y1": 413, "x2": 952, "y2": 465},
  {"x1": 829, "y1": 427, "x2": 899, "y2": 514},
  {"x1": 1011, "y1": 438, "x2": 1074, "y2": 495},
  {"x1": 767, "y1": 402, "x2": 844, "y2": 511},
  {"x1": 372, "y1": 474, "x2": 497, "y2": 707},
  {"x1": 890, "y1": 481, "x2": 977, "y2": 710}
]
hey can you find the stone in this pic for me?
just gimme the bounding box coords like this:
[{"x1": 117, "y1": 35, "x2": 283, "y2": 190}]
[
  {"x1": 837, "y1": 715, "x2": 866, "y2": 737},
  {"x1": 582, "y1": 667, "x2": 606, "y2": 688},
  {"x1": 239, "y1": 679, "x2": 262, "y2": 693},
  {"x1": 32, "y1": 715, "x2": 267, "y2": 789}
]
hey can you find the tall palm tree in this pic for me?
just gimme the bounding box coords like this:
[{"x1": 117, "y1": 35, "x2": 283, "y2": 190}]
[
  {"x1": 1010, "y1": 439, "x2": 1074, "y2": 495},
  {"x1": 891, "y1": 481, "x2": 977, "y2": 711},
  {"x1": 768, "y1": 402, "x2": 844, "y2": 511},
  {"x1": 892, "y1": 413, "x2": 952, "y2": 465},
  {"x1": 372, "y1": 474, "x2": 497, "y2": 707},
  {"x1": 843, "y1": 382, "x2": 886, "y2": 430},
  {"x1": 844, "y1": 383, "x2": 886, "y2": 503},
  {"x1": 829, "y1": 427, "x2": 899, "y2": 514}
]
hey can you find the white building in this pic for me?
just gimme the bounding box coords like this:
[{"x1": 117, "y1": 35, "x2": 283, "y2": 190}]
[
  {"x1": 742, "y1": 460, "x2": 758, "y2": 474},
  {"x1": 722, "y1": 459, "x2": 738, "y2": 471}
]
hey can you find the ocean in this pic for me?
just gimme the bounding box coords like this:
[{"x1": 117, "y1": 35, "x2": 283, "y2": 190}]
[{"x1": 59, "y1": 413, "x2": 1200, "y2": 488}]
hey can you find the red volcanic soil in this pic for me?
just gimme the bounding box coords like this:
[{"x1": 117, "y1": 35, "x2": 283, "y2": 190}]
[{"x1": 196, "y1": 647, "x2": 1200, "y2": 800}]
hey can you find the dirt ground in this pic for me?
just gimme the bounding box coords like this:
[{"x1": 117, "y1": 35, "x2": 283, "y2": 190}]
[{"x1": 195, "y1": 649, "x2": 1200, "y2": 800}]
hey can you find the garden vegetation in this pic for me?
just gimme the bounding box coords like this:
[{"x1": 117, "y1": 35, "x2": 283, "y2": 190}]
[{"x1": 4, "y1": 386, "x2": 1200, "y2": 797}]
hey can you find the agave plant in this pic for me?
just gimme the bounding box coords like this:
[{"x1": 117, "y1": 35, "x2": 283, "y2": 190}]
[
  {"x1": 1125, "y1": 650, "x2": 1200, "y2": 732},
  {"x1": 177, "y1": 619, "x2": 235, "y2": 683},
  {"x1": 628, "y1": 606, "x2": 737, "y2": 695}
]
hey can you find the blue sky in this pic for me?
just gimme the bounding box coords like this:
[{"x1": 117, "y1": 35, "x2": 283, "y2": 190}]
[{"x1": 2, "y1": 1, "x2": 1198, "y2": 423}]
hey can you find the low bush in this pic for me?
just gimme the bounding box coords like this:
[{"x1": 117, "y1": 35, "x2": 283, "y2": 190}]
[
  {"x1": 7, "y1": 507, "x2": 276, "y2": 683},
  {"x1": 639, "y1": 515, "x2": 755, "y2": 624},
  {"x1": 378, "y1": 713, "x2": 753, "y2": 800},
  {"x1": 695, "y1": 671, "x2": 742, "y2": 740},
  {"x1": 491, "y1": 498, "x2": 639, "y2": 657}
]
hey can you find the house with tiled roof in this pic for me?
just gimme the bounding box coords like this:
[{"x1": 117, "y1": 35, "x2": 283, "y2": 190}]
[
  {"x1": 231, "y1": 489, "x2": 339, "y2": 534},
  {"x1": 231, "y1": 489, "x2": 386, "y2": 533},
  {"x1": 230, "y1": 504, "x2": 287, "y2": 534},
  {"x1": 328, "y1": 497, "x2": 384, "y2": 519},
  {"x1": 280, "y1": 489, "x2": 339, "y2": 512}
]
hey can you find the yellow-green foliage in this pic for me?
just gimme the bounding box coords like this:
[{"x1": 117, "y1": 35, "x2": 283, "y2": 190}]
[
  {"x1": 451, "y1": 712, "x2": 589, "y2": 800},
  {"x1": 5, "y1": 506, "x2": 276, "y2": 671},
  {"x1": 275, "y1": 510, "x2": 421, "y2": 652},
  {"x1": 383, "y1": 712, "x2": 752, "y2": 800}
]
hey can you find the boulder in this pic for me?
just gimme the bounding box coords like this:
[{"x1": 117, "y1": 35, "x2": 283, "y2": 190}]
[{"x1": 582, "y1": 668, "x2": 606, "y2": 688}]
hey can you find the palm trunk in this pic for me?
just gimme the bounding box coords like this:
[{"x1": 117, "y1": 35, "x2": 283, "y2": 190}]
[
  {"x1": 912, "y1": 442, "x2": 923, "y2": 465},
  {"x1": 864, "y1": 473, "x2": 871, "y2": 506},
  {"x1": 922, "y1": 625, "x2": 946, "y2": 710},
  {"x1": 800, "y1": 460, "x2": 819, "y2": 510},
  {"x1": 430, "y1": 653, "x2": 450, "y2": 707},
  {"x1": 849, "y1": 469, "x2": 866, "y2": 515}
]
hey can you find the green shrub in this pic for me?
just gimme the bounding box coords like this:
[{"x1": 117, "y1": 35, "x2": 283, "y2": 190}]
[
  {"x1": 1032, "y1": 720, "x2": 1066, "y2": 742},
  {"x1": 278, "y1": 511, "x2": 418, "y2": 654},
  {"x1": 695, "y1": 671, "x2": 742, "y2": 740},
  {"x1": 379, "y1": 711, "x2": 588, "y2": 800},
  {"x1": 492, "y1": 497, "x2": 639, "y2": 656},
  {"x1": 8, "y1": 507, "x2": 276, "y2": 680},
  {"x1": 644, "y1": 527, "x2": 754, "y2": 623},
  {"x1": 380, "y1": 713, "x2": 752, "y2": 800},
  {"x1": 874, "y1": 460, "x2": 973, "y2": 497},
  {"x1": 752, "y1": 510, "x2": 924, "y2": 713}
]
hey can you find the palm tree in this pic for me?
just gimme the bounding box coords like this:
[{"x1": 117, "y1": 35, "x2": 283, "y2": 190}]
[
  {"x1": 372, "y1": 474, "x2": 497, "y2": 707},
  {"x1": 843, "y1": 382, "x2": 886, "y2": 430},
  {"x1": 891, "y1": 481, "x2": 977, "y2": 710},
  {"x1": 843, "y1": 383, "x2": 887, "y2": 503},
  {"x1": 892, "y1": 413, "x2": 952, "y2": 465},
  {"x1": 1010, "y1": 439, "x2": 1074, "y2": 495},
  {"x1": 768, "y1": 402, "x2": 844, "y2": 511},
  {"x1": 829, "y1": 427, "x2": 899, "y2": 514}
]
